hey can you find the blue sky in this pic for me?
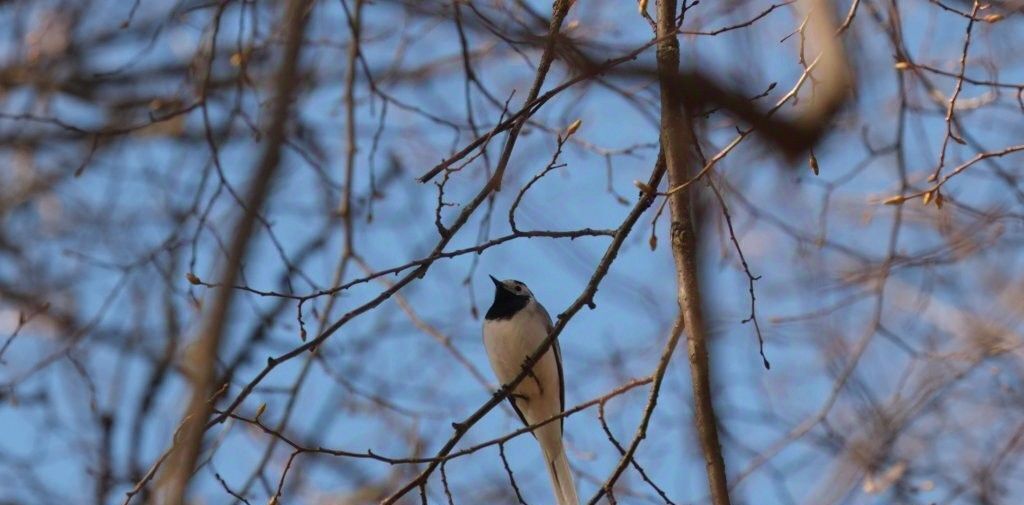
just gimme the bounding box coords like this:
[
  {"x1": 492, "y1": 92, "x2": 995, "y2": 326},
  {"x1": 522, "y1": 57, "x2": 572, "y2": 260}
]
[{"x1": 2, "y1": 0, "x2": 1023, "y2": 504}]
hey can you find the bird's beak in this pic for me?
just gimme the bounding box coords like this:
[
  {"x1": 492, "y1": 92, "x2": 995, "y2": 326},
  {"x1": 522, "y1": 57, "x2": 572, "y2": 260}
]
[{"x1": 489, "y1": 275, "x2": 502, "y2": 288}]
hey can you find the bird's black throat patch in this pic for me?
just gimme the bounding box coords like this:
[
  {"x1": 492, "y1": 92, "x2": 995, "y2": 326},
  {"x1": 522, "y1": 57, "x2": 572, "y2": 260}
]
[{"x1": 485, "y1": 283, "x2": 529, "y2": 320}]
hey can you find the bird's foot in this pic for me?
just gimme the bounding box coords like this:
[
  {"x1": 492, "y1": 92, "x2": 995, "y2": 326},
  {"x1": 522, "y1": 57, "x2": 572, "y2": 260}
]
[{"x1": 519, "y1": 358, "x2": 544, "y2": 394}]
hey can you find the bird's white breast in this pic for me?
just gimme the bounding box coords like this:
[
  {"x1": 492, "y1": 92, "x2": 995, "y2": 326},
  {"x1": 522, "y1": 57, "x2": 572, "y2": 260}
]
[
  {"x1": 483, "y1": 304, "x2": 547, "y2": 379},
  {"x1": 482, "y1": 302, "x2": 561, "y2": 426}
]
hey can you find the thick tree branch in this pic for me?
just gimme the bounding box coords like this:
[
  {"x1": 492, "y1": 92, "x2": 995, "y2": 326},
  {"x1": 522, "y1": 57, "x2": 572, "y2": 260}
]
[
  {"x1": 152, "y1": 1, "x2": 312, "y2": 503},
  {"x1": 655, "y1": 1, "x2": 732, "y2": 505}
]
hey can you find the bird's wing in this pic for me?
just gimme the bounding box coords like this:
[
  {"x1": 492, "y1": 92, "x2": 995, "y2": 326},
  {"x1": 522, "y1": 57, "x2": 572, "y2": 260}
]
[
  {"x1": 508, "y1": 395, "x2": 530, "y2": 428},
  {"x1": 538, "y1": 302, "x2": 565, "y2": 433}
]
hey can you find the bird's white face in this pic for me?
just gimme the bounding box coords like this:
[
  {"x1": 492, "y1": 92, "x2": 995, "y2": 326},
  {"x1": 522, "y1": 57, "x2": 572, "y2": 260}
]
[{"x1": 500, "y1": 279, "x2": 534, "y2": 299}]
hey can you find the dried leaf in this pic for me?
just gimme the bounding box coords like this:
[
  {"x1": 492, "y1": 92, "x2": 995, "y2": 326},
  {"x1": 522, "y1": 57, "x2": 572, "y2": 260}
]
[
  {"x1": 185, "y1": 272, "x2": 201, "y2": 285},
  {"x1": 809, "y1": 151, "x2": 820, "y2": 175}
]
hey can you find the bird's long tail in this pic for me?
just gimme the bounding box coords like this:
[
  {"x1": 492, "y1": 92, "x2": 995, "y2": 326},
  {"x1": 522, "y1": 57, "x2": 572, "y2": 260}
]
[{"x1": 544, "y1": 442, "x2": 579, "y2": 505}]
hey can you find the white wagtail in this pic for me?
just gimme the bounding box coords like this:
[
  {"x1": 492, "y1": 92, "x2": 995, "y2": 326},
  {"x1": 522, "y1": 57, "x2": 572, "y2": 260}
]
[{"x1": 483, "y1": 275, "x2": 579, "y2": 505}]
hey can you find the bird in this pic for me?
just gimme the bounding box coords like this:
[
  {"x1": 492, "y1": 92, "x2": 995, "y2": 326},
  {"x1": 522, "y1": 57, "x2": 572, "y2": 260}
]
[{"x1": 483, "y1": 275, "x2": 579, "y2": 505}]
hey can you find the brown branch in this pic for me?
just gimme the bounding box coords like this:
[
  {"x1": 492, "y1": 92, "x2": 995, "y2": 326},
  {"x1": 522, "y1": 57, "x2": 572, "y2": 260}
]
[
  {"x1": 486, "y1": 0, "x2": 574, "y2": 192},
  {"x1": 655, "y1": 2, "x2": 731, "y2": 505},
  {"x1": 588, "y1": 313, "x2": 683, "y2": 504},
  {"x1": 706, "y1": 180, "x2": 769, "y2": 370},
  {"x1": 508, "y1": 124, "x2": 576, "y2": 232},
  {"x1": 0, "y1": 302, "x2": 49, "y2": 363},
  {"x1": 499, "y1": 442, "x2": 530, "y2": 505},
  {"x1": 439, "y1": 461, "x2": 455, "y2": 505},
  {"x1": 931, "y1": 0, "x2": 980, "y2": 182},
  {"x1": 881, "y1": 143, "x2": 1024, "y2": 205},
  {"x1": 417, "y1": 26, "x2": 678, "y2": 184},
  {"x1": 152, "y1": 1, "x2": 313, "y2": 503},
  {"x1": 357, "y1": 256, "x2": 493, "y2": 390},
  {"x1": 188, "y1": 228, "x2": 616, "y2": 301},
  {"x1": 213, "y1": 472, "x2": 252, "y2": 505},
  {"x1": 271, "y1": 450, "x2": 303, "y2": 504},
  {"x1": 596, "y1": 400, "x2": 675, "y2": 504},
  {"x1": 206, "y1": 377, "x2": 651, "y2": 471},
  {"x1": 680, "y1": 1, "x2": 794, "y2": 37}
]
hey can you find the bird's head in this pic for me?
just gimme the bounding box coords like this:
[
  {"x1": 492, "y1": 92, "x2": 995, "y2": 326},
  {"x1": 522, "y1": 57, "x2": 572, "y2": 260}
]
[
  {"x1": 489, "y1": 275, "x2": 534, "y2": 299},
  {"x1": 485, "y1": 275, "x2": 534, "y2": 320}
]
